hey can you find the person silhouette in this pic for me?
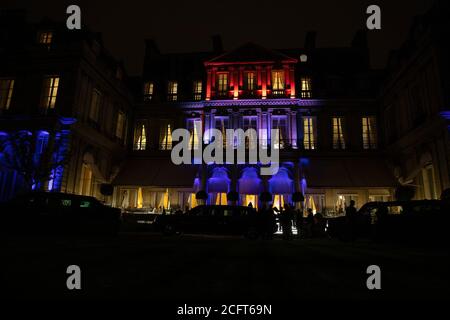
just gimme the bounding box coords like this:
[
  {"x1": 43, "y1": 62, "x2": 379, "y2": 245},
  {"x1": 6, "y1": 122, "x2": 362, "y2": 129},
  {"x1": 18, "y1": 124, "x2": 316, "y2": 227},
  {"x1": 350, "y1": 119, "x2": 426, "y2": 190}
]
[
  {"x1": 295, "y1": 208, "x2": 303, "y2": 239},
  {"x1": 306, "y1": 208, "x2": 314, "y2": 238},
  {"x1": 281, "y1": 204, "x2": 293, "y2": 240},
  {"x1": 345, "y1": 200, "x2": 357, "y2": 241}
]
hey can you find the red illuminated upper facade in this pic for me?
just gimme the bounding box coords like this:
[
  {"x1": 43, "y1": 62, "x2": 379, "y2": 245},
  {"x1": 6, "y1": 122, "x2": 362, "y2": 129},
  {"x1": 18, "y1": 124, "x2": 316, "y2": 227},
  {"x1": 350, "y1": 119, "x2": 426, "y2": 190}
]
[{"x1": 204, "y1": 43, "x2": 298, "y2": 100}]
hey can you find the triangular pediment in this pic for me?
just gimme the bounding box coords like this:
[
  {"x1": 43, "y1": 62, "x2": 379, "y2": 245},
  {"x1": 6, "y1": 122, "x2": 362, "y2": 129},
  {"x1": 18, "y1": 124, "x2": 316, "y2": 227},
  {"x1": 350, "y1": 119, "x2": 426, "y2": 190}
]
[{"x1": 205, "y1": 42, "x2": 297, "y2": 65}]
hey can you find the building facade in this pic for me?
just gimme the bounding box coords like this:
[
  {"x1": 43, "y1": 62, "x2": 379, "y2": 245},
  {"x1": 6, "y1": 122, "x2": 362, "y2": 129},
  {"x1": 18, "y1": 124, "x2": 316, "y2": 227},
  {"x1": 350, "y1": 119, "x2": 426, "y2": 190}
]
[
  {"x1": 380, "y1": 1, "x2": 450, "y2": 200},
  {"x1": 2, "y1": 2, "x2": 449, "y2": 214},
  {"x1": 112, "y1": 34, "x2": 397, "y2": 215},
  {"x1": 0, "y1": 11, "x2": 133, "y2": 203}
]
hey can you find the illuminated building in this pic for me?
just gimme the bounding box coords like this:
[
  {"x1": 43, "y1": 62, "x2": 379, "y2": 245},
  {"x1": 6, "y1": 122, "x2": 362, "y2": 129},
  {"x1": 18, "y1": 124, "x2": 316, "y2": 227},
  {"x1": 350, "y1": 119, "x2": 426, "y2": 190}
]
[
  {"x1": 2, "y1": 3, "x2": 449, "y2": 215},
  {"x1": 0, "y1": 12, "x2": 133, "y2": 201},
  {"x1": 113, "y1": 35, "x2": 398, "y2": 214}
]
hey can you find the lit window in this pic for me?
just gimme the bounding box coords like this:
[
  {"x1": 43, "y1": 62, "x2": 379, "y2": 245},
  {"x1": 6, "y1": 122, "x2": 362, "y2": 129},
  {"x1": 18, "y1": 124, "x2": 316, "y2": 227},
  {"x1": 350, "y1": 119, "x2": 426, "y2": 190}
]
[
  {"x1": 159, "y1": 121, "x2": 173, "y2": 150},
  {"x1": 272, "y1": 71, "x2": 285, "y2": 95},
  {"x1": 215, "y1": 193, "x2": 228, "y2": 205},
  {"x1": 0, "y1": 79, "x2": 14, "y2": 110},
  {"x1": 187, "y1": 119, "x2": 202, "y2": 150},
  {"x1": 332, "y1": 117, "x2": 346, "y2": 149},
  {"x1": 116, "y1": 111, "x2": 125, "y2": 139},
  {"x1": 217, "y1": 73, "x2": 228, "y2": 97},
  {"x1": 301, "y1": 77, "x2": 312, "y2": 98},
  {"x1": 168, "y1": 81, "x2": 178, "y2": 101},
  {"x1": 303, "y1": 117, "x2": 316, "y2": 150},
  {"x1": 144, "y1": 82, "x2": 154, "y2": 101},
  {"x1": 41, "y1": 76, "x2": 59, "y2": 110},
  {"x1": 300, "y1": 54, "x2": 308, "y2": 63},
  {"x1": 89, "y1": 89, "x2": 102, "y2": 121},
  {"x1": 362, "y1": 116, "x2": 377, "y2": 149},
  {"x1": 193, "y1": 81, "x2": 202, "y2": 101},
  {"x1": 39, "y1": 31, "x2": 53, "y2": 45},
  {"x1": 134, "y1": 123, "x2": 147, "y2": 150},
  {"x1": 245, "y1": 72, "x2": 256, "y2": 91},
  {"x1": 272, "y1": 116, "x2": 288, "y2": 149},
  {"x1": 336, "y1": 195, "x2": 358, "y2": 214}
]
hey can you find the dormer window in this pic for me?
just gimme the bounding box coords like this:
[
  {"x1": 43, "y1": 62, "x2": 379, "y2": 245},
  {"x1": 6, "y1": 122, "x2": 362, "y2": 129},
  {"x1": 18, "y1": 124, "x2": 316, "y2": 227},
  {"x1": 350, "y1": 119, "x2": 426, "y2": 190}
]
[
  {"x1": 38, "y1": 31, "x2": 53, "y2": 46},
  {"x1": 144, "y1": 82, "x2": 154, "y2": 101},
  {"x1": 193, "y1": 81, "x2": 202, "y2": 101},
  {"x1": 167, "y1": 81, "x2": 178, "y2": 101}
]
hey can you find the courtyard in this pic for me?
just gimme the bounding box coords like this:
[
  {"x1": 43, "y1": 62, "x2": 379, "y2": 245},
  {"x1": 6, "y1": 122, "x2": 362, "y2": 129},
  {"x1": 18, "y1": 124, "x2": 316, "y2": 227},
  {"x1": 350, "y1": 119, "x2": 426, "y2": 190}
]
[{"x1": 3, "y1": 232, "x2": 449, "y2": 301}]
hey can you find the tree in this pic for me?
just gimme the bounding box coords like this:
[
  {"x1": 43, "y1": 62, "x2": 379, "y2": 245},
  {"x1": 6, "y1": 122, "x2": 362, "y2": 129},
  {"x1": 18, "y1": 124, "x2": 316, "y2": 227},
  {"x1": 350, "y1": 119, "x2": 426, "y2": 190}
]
[{"x1": 0, "y1": 130, "x2": 69, "y2": 191}]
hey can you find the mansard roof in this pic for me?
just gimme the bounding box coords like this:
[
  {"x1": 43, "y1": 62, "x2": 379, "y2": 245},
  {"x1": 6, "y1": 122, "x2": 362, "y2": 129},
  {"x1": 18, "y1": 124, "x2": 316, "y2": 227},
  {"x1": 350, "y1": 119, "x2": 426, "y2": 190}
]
[{"x1": 205, "y1": 42, "x2": 298, "y2": 66}]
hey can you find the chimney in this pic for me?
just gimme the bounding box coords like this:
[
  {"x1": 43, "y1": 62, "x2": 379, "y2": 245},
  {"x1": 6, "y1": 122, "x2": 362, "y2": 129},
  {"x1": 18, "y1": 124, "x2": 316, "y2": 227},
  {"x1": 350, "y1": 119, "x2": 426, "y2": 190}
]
[
  {"x1": 351, "y1": 29, "x2": 368, "y2": 48},
  {"x1": 211, "y1": 34, "x2": 223, "y2": 53},
  {"x1": 304, "y1": 31, "x2": 316, "y2": 50},
  {"x1": 144, "y1": 39, "x2": 160, "y2": 58}
]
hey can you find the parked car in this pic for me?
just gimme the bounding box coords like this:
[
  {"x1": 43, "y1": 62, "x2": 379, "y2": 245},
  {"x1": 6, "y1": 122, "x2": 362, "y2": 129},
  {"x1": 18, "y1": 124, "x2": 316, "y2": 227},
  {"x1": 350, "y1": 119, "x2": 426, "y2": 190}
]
[
  {"x1": 327, "y1": 200, "x2": 450, "y2": 243},
  {"x1": 0, "y1": 192, "x2": 121, "y2": 236},
  {"x1": 154, "y1": 205, "x2": 275, "y2": 239}
]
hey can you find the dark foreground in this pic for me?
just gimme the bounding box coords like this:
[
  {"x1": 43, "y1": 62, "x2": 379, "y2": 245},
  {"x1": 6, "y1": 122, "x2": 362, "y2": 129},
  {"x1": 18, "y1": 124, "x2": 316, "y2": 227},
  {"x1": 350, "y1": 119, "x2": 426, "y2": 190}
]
[{"x1": 3, "y1": 232, "x2": 449, "y2": 301}]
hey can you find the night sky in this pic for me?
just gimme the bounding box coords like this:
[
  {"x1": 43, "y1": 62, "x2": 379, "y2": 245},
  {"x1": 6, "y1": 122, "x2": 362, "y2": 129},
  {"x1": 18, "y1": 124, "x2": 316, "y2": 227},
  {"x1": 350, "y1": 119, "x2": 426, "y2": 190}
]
[{"x1": 3, "y1": 0, "x2": 431, "y2": 75}]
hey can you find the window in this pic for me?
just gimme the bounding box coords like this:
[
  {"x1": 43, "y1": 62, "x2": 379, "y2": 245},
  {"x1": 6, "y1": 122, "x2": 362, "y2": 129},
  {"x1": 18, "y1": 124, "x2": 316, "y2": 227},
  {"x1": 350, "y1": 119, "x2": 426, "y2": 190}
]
[
  {"x1": 38, "y1": 31, "x2": 53, "y2": 45},
  {"x1": 33, "y1": 131, "x2": 50, "y2": 167},
  {"x1": 336, "y1": 195, "x2": 358, "y2": 215},
  {"x1": 79, "y1": 164, "x2": 92, "y2": 196},
  {"x1": 0, "y1": 79, "x2": 14, "y2": 110},
  {"x1": 144, "y1": 82, "x2": 154, "y2": 101},
  {"x1": 214, "y1": 193, "x2": 228, "y2": 205},
  {"x1": 193, "y1": 81, "x2": 202, "y2": 101},
  {"x1": 167, "y1": 81, "x2": 178, "y2": 101},
  {"x1": 159, "y1": 121, "x2": 173, "y2": 150},
  {"x1": 422, "y1": 165, "x2": 437, "y2": 199},
  {"x1": 303, "y1": 116, "x2": 316, "y2": 150},
  {"x1": 134, "y1": 123, "x2": 147, "y2": 150},
  {"x1": 272, "y1": 71, "x2": 285, "y2": 95},
  {"x1": 301, "y1": 77, "x2": 312, "y2": 98},
  {"x1": 332, "y1": 117, "x2": 345, "y2": 149},
  {"x1": 41, "y1": 76, "x2": 60, "y2": 110},
  {"x1": 244, "y1": 72, "x2": 256, "y2": 91},
  {"x1": 214, "y1": 116, "x2": 230, "y2": 147},
  {"x1": 187, "y1": 119, "x2": 202, "y2": 150},
  {"x1": 242, "y1": 116, "x2": 258, "y2": 148},
  {"x1": 89, "y1": 89, "x2": 102, "y2": 121},
  {"x1": 272, "y1": 116, "x2": 288, "y2": 149},
  {"x1": 217, "y1": 73, "x2": 228, "y2": 96},
  {"x1": 115, "y1": 111, "x2": 125, "y2": 139},
  {"x1": 305, "y1": 194, "x2": 325, "y2": 215},
  {"x1": 410, "y1": 85, "x2": 426, "y2": 125},
  {"x1": 362, "y1": 116, "x2": 377, "y2": 149}
]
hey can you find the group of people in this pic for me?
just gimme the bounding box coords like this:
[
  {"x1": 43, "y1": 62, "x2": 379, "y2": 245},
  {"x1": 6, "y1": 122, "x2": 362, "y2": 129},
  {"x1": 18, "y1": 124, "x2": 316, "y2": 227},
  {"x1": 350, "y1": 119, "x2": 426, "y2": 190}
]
[{"x1": 254, "y1": 203, "x2": 327, "y2": 240}]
